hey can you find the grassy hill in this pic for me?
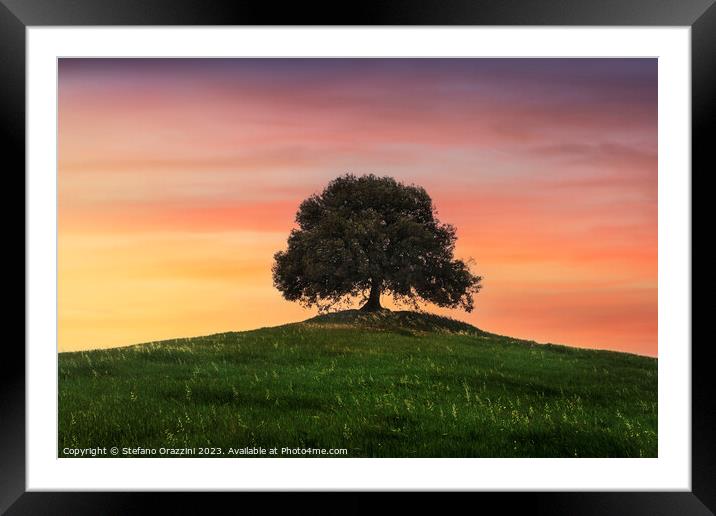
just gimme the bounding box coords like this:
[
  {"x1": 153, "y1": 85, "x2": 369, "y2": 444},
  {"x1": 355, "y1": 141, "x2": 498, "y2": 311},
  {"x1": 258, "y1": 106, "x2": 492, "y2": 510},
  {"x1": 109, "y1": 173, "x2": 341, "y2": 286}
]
[{"x1": 58, "y1": 310, "x2": 657, "y2": 458}]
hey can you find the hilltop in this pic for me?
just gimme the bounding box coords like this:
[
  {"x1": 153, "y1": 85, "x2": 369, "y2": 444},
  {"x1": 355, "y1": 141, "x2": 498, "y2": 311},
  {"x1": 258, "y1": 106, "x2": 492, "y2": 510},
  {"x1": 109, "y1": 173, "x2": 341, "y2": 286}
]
[
  {"x1": 59, "y1": 310, "x2": 657, "y2": 458},
  {"x1": 300, "y1": 309, "x2": 485, "y2": 335}
]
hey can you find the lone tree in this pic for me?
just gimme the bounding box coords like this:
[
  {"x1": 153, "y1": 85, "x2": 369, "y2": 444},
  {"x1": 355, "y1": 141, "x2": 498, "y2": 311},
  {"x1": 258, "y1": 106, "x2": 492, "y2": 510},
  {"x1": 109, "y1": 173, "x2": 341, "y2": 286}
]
[{"x1": 272, "y1": 174, "x2": 482, "y2": 312}]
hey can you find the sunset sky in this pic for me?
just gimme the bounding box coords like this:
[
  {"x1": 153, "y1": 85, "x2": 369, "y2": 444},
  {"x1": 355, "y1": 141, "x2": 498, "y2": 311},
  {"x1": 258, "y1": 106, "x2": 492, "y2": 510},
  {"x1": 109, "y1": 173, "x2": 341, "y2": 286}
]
[{"x1": 58, "y1": 58, "x2": 657, "y2": 355}]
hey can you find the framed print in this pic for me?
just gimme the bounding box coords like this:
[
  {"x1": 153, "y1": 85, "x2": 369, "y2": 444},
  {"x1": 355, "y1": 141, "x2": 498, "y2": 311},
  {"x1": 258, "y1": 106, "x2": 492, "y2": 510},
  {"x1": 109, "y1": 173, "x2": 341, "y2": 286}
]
[{"x1": 4, "y1": 0, "x2": 712, "y2": 513}]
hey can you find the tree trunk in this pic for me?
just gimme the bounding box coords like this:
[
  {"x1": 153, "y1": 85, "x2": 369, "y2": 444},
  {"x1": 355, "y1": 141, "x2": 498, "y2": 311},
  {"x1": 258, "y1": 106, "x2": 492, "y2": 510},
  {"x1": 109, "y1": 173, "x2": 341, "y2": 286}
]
[{"x1": 360, "y1": 280, "x2": 383, "y2": 311}]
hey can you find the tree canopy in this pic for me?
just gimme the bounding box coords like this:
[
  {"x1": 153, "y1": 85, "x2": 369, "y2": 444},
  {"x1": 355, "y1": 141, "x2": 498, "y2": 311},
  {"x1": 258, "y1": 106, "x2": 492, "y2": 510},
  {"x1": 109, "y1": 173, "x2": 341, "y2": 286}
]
[{"x1": 272, "y1": 174, "x2": 482, "y2": 312}]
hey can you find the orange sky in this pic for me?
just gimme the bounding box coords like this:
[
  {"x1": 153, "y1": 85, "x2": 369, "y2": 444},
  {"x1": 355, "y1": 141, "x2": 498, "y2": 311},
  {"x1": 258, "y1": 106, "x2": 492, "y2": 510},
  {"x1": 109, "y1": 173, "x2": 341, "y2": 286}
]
[{"x1": 58, "y1": 59, "x2": 657, "y2": 356}]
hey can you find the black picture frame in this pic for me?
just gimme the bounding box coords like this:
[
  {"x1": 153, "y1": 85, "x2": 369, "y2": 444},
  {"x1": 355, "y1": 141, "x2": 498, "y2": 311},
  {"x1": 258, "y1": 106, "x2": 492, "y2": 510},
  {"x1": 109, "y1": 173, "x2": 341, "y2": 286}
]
[{"x1": 3, "y1": 0, "x2": 711, "y2": 513}]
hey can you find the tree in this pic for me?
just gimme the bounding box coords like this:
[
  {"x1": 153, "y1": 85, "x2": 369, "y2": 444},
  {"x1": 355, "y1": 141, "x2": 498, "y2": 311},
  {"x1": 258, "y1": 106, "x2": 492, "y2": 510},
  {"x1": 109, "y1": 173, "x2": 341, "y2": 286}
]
[{"x1": 272, "y1": 174, "x2": 482, "y2": 312}]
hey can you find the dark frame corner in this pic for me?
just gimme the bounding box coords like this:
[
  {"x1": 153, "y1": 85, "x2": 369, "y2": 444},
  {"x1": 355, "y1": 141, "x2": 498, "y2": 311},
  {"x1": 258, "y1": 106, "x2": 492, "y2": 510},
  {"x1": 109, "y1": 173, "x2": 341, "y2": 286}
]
[{"x1": 4, "y1": 0, "x2": 712, "y2": 513}]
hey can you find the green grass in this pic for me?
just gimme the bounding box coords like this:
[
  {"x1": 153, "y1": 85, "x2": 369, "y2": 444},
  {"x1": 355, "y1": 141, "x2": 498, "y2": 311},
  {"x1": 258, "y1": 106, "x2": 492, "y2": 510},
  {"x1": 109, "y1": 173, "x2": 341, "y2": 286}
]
[{"x1": 58, "y1": 310, "x2": 657, "y2": 458}]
